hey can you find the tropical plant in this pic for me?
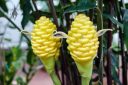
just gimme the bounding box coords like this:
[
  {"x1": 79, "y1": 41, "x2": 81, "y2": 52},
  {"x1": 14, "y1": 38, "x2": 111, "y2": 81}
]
[{"x1": 0, "y1": 0, "x2": 128, "y2": 85}]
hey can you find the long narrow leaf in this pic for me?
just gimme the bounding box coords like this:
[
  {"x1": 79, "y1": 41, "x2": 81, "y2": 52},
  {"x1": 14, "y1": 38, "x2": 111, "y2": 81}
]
[{"x1": 103, "y1": 14, "x2": 123, "y2": 28}]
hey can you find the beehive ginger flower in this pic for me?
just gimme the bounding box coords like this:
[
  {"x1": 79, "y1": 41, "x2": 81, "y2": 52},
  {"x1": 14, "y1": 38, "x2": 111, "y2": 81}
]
[
  {"x1": 31, "y1": 16, "x2": 61, "y2": 85},
  {"x1": 67, "y1": 14, "x2": 99, "y2": 85}
]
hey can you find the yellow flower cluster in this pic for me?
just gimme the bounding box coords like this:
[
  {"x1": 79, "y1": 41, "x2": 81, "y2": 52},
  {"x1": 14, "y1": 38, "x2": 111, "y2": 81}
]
[
  {"x1": 67, "y1": 14, "x2": 99, "y2": 62},
  {"x1": 31, "y1": 16, "x2": 60, "y2": 59}
]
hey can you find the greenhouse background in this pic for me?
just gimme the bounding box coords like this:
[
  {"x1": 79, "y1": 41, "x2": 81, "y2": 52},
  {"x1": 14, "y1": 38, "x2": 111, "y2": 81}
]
[{"x1": 0, "y1": 0, "x2": 128, "y2": 85}]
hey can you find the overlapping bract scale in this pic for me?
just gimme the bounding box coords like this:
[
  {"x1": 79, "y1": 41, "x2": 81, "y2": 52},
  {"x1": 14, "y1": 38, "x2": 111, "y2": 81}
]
[
  {"x1": 31, "y1": 16, "x2": 60, "y2": 59},
  {"x1": 67, "y1": 14, "x2": 99, "y2": 62}
]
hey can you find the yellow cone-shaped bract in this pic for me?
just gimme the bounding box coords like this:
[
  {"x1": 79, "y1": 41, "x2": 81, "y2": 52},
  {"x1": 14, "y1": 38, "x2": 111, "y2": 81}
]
[
  {"x1": 67, "y1": 14, "x2": 99, "y2": 62},
  {"x1": 67, "y1": 14, "x2": 99, "y2": 85},
  {"x1": 31, "y1": 16, "x2": 60, "y2": 73},
  {"x1": 31, "y1": 16, "x2": 60, "y2": 59}
]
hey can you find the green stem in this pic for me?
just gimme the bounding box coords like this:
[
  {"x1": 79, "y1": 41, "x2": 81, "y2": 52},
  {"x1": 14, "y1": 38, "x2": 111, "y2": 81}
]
[
  {"x1": 50, "y1": 71, "x2": 61, "y2": 85},
  {"x1": 81, "y1": 77, "x2": 90, "y2": 85},
  {"x1": 96, "y1": 6, "x2": 103, "y2": 84},
  {"x1": 75, "y1": 61, "x2": 93, "y2": 85},
  {"x1": 40, "y1": 57, "x2": 61, "y2": 85}
]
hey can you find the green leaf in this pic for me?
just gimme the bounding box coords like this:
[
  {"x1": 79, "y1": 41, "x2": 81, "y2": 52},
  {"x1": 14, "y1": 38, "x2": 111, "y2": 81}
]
[
  {"x1": 0, "y1": 0, "x2": 8, "y2": 12},
  {"x1": 27, "y1": 48, "x2": 35, "y2": 65},
  {"x1": 21, "y1": 14, "x2": 30, "y2": 28},
  {"x1": 20, "y1": 0, "x2": 33, "y2": 28},
  {"x1": 110, "y1": 51, "x2": 122, "y2": 85},
  {"x1": 123, "y1": 22, "x2": 128, "y2": 50},
  {"x1": 125, "y1": 3, "x2": 128, "y2": 9},
  {"x1": 5, "y1": 51, "x2": 13, "y2": 66},
  {"x1": 7, "y1": 24, "x2": 16, "y2": 29},
  {"x1": 16, "y1": 77, "x2": 26, "y2": 85},
  {"x1": 112, "y1": 46, "x2": 121, "y2": 52},
  {"x1": 5, "y1": 47, "x2": 22, "y2": 68},
  {"x1": 4, "y1": 38, "x2": 11, "y2": 42},
  {"x1": 111, "y1": 65, "x2": 122, "y2": 85},
  {"x1": 0, "y1": 12, "x2": 4, "y2": 17},
  {"x1": 11, "y1": 47, "x2": 22, "y2": 60},
  {"x1": 123, "y1": 10, "x2": 128, "y2": 50},
  {"x1": 111, "y1": 51, "x2": 119, "y2": 68},
  {"x1": 123, "y1": 10, "x2": 128, "y2": 22},
  {"x1": 103, "y1": 13, "x2": 123, "y2": 29},
  {"x1": 12, "y1": 60, "x2": 22, "y2": 70},
  {"x1": 5, "y1": 47, "x2": 23, "y2": 85},
  {"x1": 64, "y1": 0, "x2": 96, "y2": 13}
]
